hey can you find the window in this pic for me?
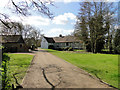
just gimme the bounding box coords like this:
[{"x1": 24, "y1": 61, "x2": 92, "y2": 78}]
[
  {"x1": 20, "y1": 44, "x2": 22, "y2": 48},
  {"x1": 66, "y1": 42, "x2": 68, "y2": 46}
]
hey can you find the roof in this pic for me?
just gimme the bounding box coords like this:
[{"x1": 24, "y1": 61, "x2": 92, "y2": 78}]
[
  {"x1": 0, "y1": 35, "x2": 24, "y2": 43},
  {"x1": 44, "y1": 36, "x2": 81, "y2": 43},
  {"x1": 44, "y1": 37, "x2": 55, "y2": 43},
  {"x1": 53, "y1": 36, "x2": 81, "y2": 43}
]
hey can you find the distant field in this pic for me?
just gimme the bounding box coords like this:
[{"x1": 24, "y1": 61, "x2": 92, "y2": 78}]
[
  {"x1": 8, "y1": 54, "x2": 34, "y2": 86},
  {"x1": 46, "y1": 49, "x2": 119, "y2": 88}
]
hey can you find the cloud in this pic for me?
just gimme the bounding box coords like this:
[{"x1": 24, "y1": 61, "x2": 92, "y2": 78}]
[
  {"x1": 53, "y1": 0, "x2": 119, "y2": 2},
  {"x1": 52, "y1": 13, "x2": 76, "y2": 25},
  {"x1": 9, "y1": 13, "x2": 76, "y2": 26},
  {"x1": 62, "y1": 0, "x2": 80, "y2": 3},
  {"x1": 52, "y1": 0, "x2": 79, "y2": 3},
  {"x1": 10, "y1": 15, "x2": 50, "y2": 26},
  {"x1": 9, "y1": 13, "x2": 77, "y2": 29},
  {"x1": 23, "y1": 16, "x2": 50, "y2": 26},
  {"x1": 0, "y1": 0, "x2": 10, "y2": 7},
  {"x1": 45, "y1": 28, "x2": 74, "y2": 37}
]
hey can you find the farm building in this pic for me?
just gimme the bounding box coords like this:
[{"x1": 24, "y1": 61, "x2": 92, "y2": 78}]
[
  {"x1": 41, "y1": 35, "x2": 83, "y2": 50},
  {"x1": 0, "y1": 35, "x2": 28, "y2": 52}
]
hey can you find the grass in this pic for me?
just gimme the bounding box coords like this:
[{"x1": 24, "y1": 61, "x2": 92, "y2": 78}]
[
  {"x1": 101, "y1": 49, "x2": 109, "y2": 52},
  {"x1": 46, "y1": 49, "x2": 119, "y2": 88},
  {"x1": 74, "y1": 49, "x2": 86, "y2": 52},
  {"x1": 7, "y1": 54, "x2": 34, "y2": 86}
]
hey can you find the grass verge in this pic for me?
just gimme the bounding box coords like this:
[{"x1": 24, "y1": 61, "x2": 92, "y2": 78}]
[
  {"x1": 7, "y1": 54, "x2": 34, "y2": 87},
  {"x1": 46, "y1": 49, "x2": 118, "y2": 88}
]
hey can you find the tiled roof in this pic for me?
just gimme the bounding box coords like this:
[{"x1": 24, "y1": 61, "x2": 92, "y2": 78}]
[
  {"x1": 44, "y1": 36, "x2": 81, "y2": 43},
  {"x1": 53, "y1": 36, "x2": 81, "y2": 43},
  {"x1": 0, "y1": 35, "x2": 24, "y2": 43},
  {"x1": 44, "y1": 37, "x2": 55, "y2": 43}
]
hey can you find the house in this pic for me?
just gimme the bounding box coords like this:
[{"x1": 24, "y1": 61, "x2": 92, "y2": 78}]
[
  {"x1": 0, "y1": 35, "x2": 28, "y2": 52},
  {"x1": 41, "y1": 35, "x2": 83, "y2": 50}
]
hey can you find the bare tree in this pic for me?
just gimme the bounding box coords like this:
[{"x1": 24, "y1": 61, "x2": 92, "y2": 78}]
[
  {"x1": 0, "y1": 0, "x2": 54, "y2": 28},
  {"x1": 0, "y1": 21, "x2": 24, "y2": 35}
]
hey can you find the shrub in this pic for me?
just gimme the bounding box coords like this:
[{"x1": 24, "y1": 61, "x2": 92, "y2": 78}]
[
  {"x1": 63, "y1": 47, "x2": 69, "y2": 51},
  {"x1": 2, "y1": 53, "x2": 11, "y2": 90},
  {"x1": 68, "y1": 47, "x2": 73, "y2": 51}
]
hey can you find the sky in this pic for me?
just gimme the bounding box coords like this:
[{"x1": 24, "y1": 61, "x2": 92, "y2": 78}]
[{"x1": 0, "y1": 0, "x2": 119, "y2": 37}]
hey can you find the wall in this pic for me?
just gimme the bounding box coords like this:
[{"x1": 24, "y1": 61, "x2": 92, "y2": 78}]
[
  {"x1": 54, "y1": 42, "x2": 83, "y2": 49},
  {"x1": 41, "y1": 37, "x2": 48, "y2": 49},
  {"x1": 3, "y1": 43, "x2": 28, "y2": 52}
]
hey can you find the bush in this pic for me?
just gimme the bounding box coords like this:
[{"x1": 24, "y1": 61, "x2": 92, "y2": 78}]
[
  {"x1": 2, "y1": 53, "x2": 11, "y2": 90},
  {"x1": 57, "y1": 48, "x2": 62, "y2": 51},
  {"x1": 63, "y1": 47, "x2": 69, "y2": 51},
  {"x1": 68, "y1": 47, "x2": 73, "y2": 51},
  {"x1": 48, "y1": 45, "x2": 54, "y2": 49}
]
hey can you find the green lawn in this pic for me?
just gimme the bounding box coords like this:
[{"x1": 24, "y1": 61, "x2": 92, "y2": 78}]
[
  {"x1": 74, "y1": 49, "x2": 86, "y2": 52},
  {"x1": 8, "y1": 54, "x2": 34, "y2": 86},
  {"x1": 46, "y1": 49, "x2": 119, "y2": 88}
]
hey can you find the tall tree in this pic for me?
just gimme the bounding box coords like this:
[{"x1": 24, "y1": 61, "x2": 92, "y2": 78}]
[
  {"x1": 74, "y1": 2, "x2": 90, "y2": 51},
  {"x1": 114, "y1": 29, "x2": 120, "y2": 54},
  {"x1": 74, "y1": 1, "x2": 116, "y2": 53},
  {"x1": 89, "y1": 2, "x2": 107, "y2": 53},
  {"x1": 104, "y1": 3, "x2": 117, "y2": 53}
]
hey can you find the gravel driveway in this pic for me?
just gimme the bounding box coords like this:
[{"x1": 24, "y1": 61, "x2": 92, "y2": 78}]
[{"x1": 21, "y1": 49, "x2": 111, "y2": 88}]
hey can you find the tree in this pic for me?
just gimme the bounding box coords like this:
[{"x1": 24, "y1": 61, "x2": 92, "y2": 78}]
[
  {"x1": 104, "y1": 3, "x2": 117, "y2": 53},
  {"x1": 74, "y1": 1, "x2": 116, "y2": 53},
  {"x1": 114, "y1": 29, "x2": 120, "y2": 54},
  {"x1": 22, "y1": 25, "x2": 34, "y2": 39},
  {"x1": 74, "y1": 16, "x2": 89, "y2": 50},
  {"x1": 89, "y1": 14, "x2": 106, "y2": 53},
  {"x1": 74, "y1": 2, "x2": 90, "y2": 51},
  {"x1": 1, "y1": 21, "x2": 29, "y2": 36},
  {"x1": 0, "y1": 0, "x2": 54, "y2": 28},
  {"x1": 27, "y1": 28, "x2": 41, "y2": 47}
]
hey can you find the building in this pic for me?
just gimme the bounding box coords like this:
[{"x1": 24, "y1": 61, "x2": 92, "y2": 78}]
[
  {"x1": 0, "y1": 35, "x2": 28, "y2": 52},
  {"x1": 41, "y1": 35, "x2": 83, "y2": 50}
]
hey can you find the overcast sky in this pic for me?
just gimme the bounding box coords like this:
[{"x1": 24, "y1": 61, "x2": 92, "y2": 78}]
[{"x1": 0, "y1": 0, "x2": 119, "y2": 37}]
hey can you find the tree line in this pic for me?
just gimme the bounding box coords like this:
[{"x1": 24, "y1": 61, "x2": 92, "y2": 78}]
[{"x1": 74, "y1": 2, "x2": 120, "y2": 54}]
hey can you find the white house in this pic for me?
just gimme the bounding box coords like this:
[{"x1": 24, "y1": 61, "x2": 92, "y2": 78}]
[
  {"x1": 41, "y1": 35, "x2": 83, "y2": 49},
  {"x1": 41, "y1": 36, "x2": 55, "y2": 49}
]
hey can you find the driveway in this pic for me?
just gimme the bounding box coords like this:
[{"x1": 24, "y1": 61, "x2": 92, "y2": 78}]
[{"x1": 21, "y1": 49, "x2": 111, "y2": 88}]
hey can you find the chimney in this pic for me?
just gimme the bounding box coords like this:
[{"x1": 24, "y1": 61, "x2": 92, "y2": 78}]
[{"x1": 59, "y1": 34, "x2": 62, "y2": 37}]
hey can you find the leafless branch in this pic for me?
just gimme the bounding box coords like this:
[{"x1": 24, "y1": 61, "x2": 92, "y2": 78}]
[{"x1": 0, "y1": 0, "x2": 54, "y2": 29}]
